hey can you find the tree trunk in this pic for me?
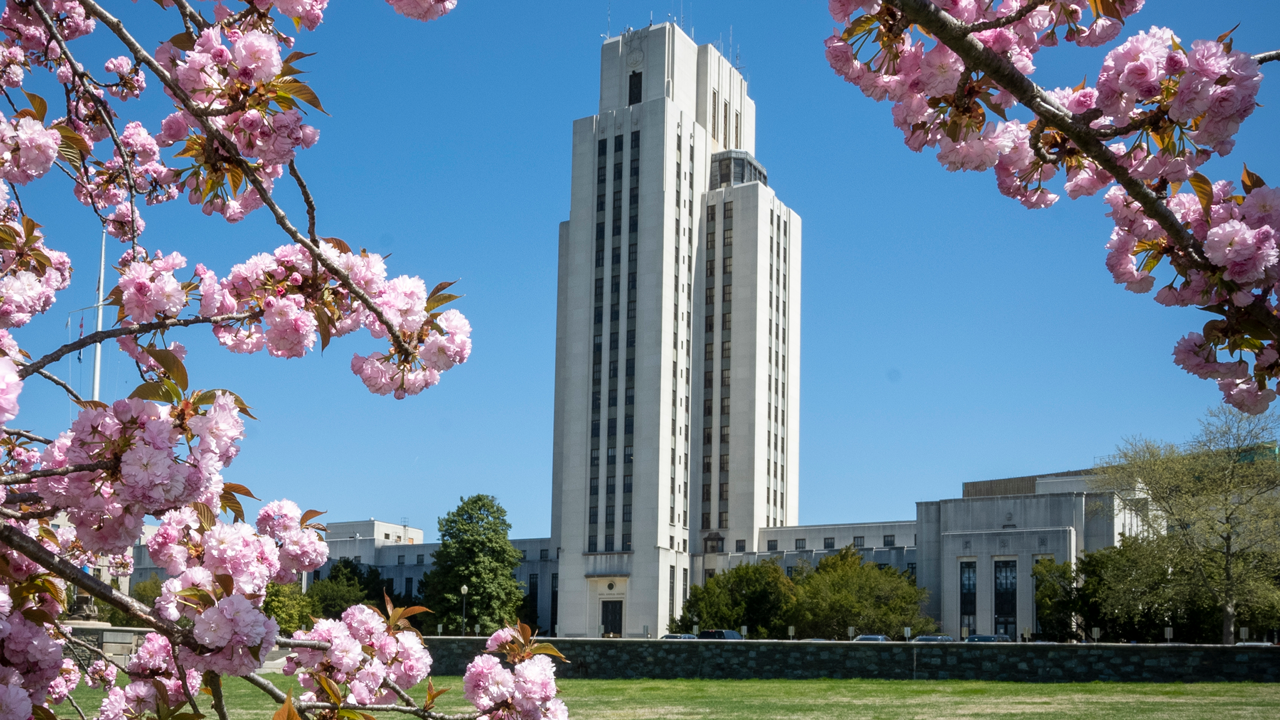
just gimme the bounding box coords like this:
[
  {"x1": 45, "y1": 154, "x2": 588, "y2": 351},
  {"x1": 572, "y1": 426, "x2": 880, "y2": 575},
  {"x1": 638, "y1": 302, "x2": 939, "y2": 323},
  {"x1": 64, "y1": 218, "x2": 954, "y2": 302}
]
[{"x1": 1222, "y1": 599, "x2": 1236, "y2": 645}]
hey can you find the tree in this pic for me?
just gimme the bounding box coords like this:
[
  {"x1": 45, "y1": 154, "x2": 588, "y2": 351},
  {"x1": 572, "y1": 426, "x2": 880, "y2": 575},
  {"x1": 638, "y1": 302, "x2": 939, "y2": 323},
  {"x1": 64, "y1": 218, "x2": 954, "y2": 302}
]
[
  {"x1": 1097, "y1": 405, "x2": 1280, "y2": 643},
  {"x1": 0, "y1": 2, "x2": 566, "y2": 719},
  {"x1": 791, "y1": 549, "x2": 936, "y2": 640},
  {"x1": 672, "y1": 559, "x2": 797, "y2": 638},
  {"x1": 263, "y1": 581, "x2": 315, "y2": 636},
  {"x1": 93, "y1": 573, "x2": 165, "y2": 628},
  {"x1": 420, "y1": 495, "x2": 525, "y2": 635},
  {"x1": 306, "y1": 558, "x2": 389, "y2": 619},
  {"x1": 825, "y1": 1, "x2": 1280, "y2": 414}
]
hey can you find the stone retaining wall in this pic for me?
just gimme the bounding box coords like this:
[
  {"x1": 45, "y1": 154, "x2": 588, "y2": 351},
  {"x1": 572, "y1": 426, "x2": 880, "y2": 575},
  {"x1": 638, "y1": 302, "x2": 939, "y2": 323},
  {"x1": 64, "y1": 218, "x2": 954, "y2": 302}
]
[{"x1": 419, "y1": 637, "x2": 1280, "y2": 682}]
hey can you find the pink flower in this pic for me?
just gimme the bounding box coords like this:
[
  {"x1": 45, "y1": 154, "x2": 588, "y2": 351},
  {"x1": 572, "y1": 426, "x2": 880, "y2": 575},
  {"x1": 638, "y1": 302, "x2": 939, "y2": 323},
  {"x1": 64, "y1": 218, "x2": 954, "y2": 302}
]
[
  {"x1": 1204, "y1": 220, "x2": 1278, "y2": 283},
  {"x1": 486, "y1": 627, "x2": 519, "y2": 651},
  {"x1": 463, "y1": 655, "x2": 514, "y2": 711},
  {"x1": 231, "y1": 31, "x2": 281, "y2": 84},
  {"x1": 0, "y1": 684, "x2": 31, "y2": 720},
  {"x1": 0, "y1": 357, "x2": 21, "y2": 427},
  {"x1": 386, "y1": 0, "x2": 457, "y2": 22}
]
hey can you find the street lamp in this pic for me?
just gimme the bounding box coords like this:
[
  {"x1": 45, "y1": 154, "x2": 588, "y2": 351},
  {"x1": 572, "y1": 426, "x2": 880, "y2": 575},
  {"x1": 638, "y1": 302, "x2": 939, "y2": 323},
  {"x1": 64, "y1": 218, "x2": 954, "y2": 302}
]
[{"x1": 460, "y1": 585, "x2": 468, "y2": 636}]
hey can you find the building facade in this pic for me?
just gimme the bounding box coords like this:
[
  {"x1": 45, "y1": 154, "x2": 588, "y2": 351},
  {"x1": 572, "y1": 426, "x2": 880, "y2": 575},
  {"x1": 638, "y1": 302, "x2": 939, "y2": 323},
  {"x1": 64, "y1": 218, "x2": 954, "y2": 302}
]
[{"x1": 549, "y1": 22, "x2": 800, "y2": 638}]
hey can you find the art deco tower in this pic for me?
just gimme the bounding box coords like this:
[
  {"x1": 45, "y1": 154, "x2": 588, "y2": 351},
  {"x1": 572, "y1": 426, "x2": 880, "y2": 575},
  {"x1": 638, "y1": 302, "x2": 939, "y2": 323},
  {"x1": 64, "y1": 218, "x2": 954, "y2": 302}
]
[{"x1": 550, "y1": 22, "x2": 800, "y2": 637}]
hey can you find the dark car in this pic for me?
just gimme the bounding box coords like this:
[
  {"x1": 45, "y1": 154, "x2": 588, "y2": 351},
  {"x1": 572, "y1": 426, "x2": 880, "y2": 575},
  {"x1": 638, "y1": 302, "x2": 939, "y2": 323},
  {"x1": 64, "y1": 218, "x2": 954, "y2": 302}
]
[
  {"x1": 698, "y1": 629, "x2": 744, "y2": 639},
  {"x1": 660, "y1": 633, "x2": 697, "y2": 640},
  {"x1": 912, "y1": 635, "x2": 956, "y2": 642},
  {"x1": 853, "y1": 634, "x2": 890, "y2": 642},
  {"x1": 964, "y1": 634, "x2": 1013, "y2": 643}
]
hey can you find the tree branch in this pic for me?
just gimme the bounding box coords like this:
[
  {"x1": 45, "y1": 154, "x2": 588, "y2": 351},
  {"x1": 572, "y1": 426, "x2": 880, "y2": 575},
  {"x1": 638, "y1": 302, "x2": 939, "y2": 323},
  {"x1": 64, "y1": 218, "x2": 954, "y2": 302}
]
[
  {"x1": 16, "y1": 363, "x2": 84, "y2": 403},
  {"x1": 18, "y1": 311, "x2": 255, "y2": 380},
  {"x1": 883, "y1": 0, "x2": 1209, "y2": 269},
  {"x1": 1, "y1": 459, "x2": 117, "y2": 485},
  {"x1": 5, "y1": 429, "x2": 53, "y2": 444},
  {"x1": 275, "y1": 637, "x2": 330, "y2": 650},
  {"x1": 0, "y1": 521, "x2": 182, "y2": 638},
  {"x1": 205, "y1": 673, "x2": 231, "y2": 720},
  {"x1": 78, "y1": 0, "x2": 419, "y2": 362},
  {"x1": 965, "y1": 0, "x2": 1051, "y2": 34},
  {"x1": 1254, "y1": 50, "x2": 1280, "y2": 65},
  {"x1": 59, "y1": 629, "x2": 129, "y2": 675}
]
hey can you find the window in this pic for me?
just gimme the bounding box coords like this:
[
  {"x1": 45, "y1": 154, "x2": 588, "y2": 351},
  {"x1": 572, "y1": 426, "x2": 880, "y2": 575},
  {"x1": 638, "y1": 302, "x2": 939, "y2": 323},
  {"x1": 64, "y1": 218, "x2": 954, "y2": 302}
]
[
  {"x1": 701, "y1": 513, "x2": 710, "y2": 529},
  {"x1": 960, "y1": 561, "x2": 977, "y2": 637},
  {"x1": 614, "y1": 134, "x2": 623, "y2": 153},
  {"x1": 723, "y1": 285, "x2": 732, "y2": 301},
  {"x1": 711, "y1": 90, "x2": 718, "y2": 139},
  {"x1": 994, "y1": 560, "x2": 1018, "y2": 638},
  {"x1": 721, "y1": 368, "x2": 730, "y2": 386},
  {"x1": 722, "y1": 313, "x2": 731, "y2": 331},
  {"x1": 622, "y1": 504, "x2": 632, "y2": 522},
  {"x1": 719, "y1": 482, "x2": 728, "y2": 501},
  {"x1": 702, "y1": 456, "x2": 711, "y2": 472},
  {"x1": 628, "y1": 72, "x2": 642, "y2": 105},
  {"x1": 883, "y1": 535, "x2": 896, "y2": 547},
  {"x1": 723, "y1": 228, "x2": 733, "y2": 246},
  {"x1": 702, "y1": 484, "x2": 711, "y2": 501},
  {"x1": 705, "y1": 287, "x2": 715, "y2": 304},
  {"x1": 404, "y1": 577, "x2": 413, "y2": 596},
  {"x1": 623, "y1": 446, "x2": 633, "y2": 463},
  {"x1": 723, "y1": 257, "x2": 733, "y2": 274},
  {"x1": 625, "y1": 387, "x2": 634, "y2": 406},
  {"x1": 521, "y1": 550, "x2": 527, "y2": 560},
  {"x1": 720, "y1": 397, "x2": 730, "y2": 415},
  {"x1": 767, "y1": 539, "x2": 778, "y2": 551},
  {"x1": 703, "y1": 399, "x2": 713, "y2": 416},
  {"x1": 719, "y1": 454, "x2": 729, "y2": 470},
  {"x1": 705, "y1": 316, "x2": 714, "y2": 332},
  {"x1": 622, "y1": 534, "x2": 632, "y2": 551},
  {"x1": 795, "y1": 538, "x2": 806, "y2": 550},
  {"x1": 626, "y1": 358, "x2": 635, "y2": 377},
  {"x1": 718, "y1": 511, "x2": 728, "y2": 528},
  {"x1": 605, "y1": 535, "x2": 615, "y2": 552},
  {"x1": 722, "y1": 340, "x2": 731, "y2": 359},
  {"x1": 706, "y1": 259, "x2": 715, "y2": 277},
  {"x1": 628, "y1": 272, "x2": 637, "y2": 289},
  {"x1": 353, "y1": 556, "x2": 361, "y2": 563},
  {"x1": 416, "y1": 554, "x2": 424, "y2": 565},
  {"x1": 823, "y1": 537, "x2": 835, "y2": 550},
  {"x1": 630, "y1": 130, "x2": 639, "y2": 149},
  {"x1": 720, "y1": 425, "x2": 729, "y2": 444},
  {"x1": 630, "y1": 158, "x2": 639, "y2": 178},
  {"x1": 853, "y1": 536, "x2": 864, "y2": 548},
  {"x1": 907, "y1": 562, "x2": 916, "y2": 579},
  {"x1": 704, "y1": 371, "x2": 713, "y2": 388},
  {"x1": 623, "y1": 475, "x2": 632, "y2": 493},
  {"x1": 591, "y1": 448, "x2": 599, "y2": 466},
  {"x1": 588, "y1": 536, "x2": 597, "y2": 552},
  {"x1": 397, "y1": 555, "x2": 405, "y2": 565},
  {"x1": 597, "y1": 138, "x2": 607, "y2": 156},
  {"x1": 705, "y1": 343, "x2": 714, "y2": 360},
  {"x1": 594, "y1": 279, "x2": 603, "y2": 301},
  {"x1": 735, "y1": 539, "x2": 746, "y2": 552},
  {"x1": 589, "y1": 508, "x2": 598, "y2": 524},
  {"x1": 626, "y1": 329, "x2": 635, "y2": 348}
]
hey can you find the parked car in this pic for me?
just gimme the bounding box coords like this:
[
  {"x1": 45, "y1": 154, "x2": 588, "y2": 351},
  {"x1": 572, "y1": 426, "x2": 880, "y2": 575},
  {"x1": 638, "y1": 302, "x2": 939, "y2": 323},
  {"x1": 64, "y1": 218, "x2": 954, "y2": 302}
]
[
  {"x1": 964, "y1": 634, "x2": 1013, "y2": 643},
  {"x1": 853, "y1": 634, "x2": 890, "y2": 642},
  {"x1": 698, "y1": 629, "x2": 744, "y2": 640},
  {"x1": 660, "y1": 634, "x2": 697, "y2": 640},
  {"x1": 912, "y1": 635, "x2": 956, "y2": 642}
]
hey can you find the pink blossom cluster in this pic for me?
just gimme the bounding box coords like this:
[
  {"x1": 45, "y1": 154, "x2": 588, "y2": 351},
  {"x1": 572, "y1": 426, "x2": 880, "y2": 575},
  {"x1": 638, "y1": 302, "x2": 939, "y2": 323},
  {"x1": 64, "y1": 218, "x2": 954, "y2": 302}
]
[
  {"x1": 117, "y1": 248, "x2": 189, "y2": 323},
  {"x1": 95, "y1": 633, "x2": 205, "y2": 720},
  {"x1": 352, "y1": 308, "x2": 472, "y2": 399},
  {"x1": 37, "y1": 393, "x2": 245, "y2": 554},
  {"x1": 387, "y1": 0, "x2": 458, "y2": 22},
  {"x1": 0, "y1": 222, "x2": 72, "y2": 330},
  {"x1": 0, "y1": 358, "x2": 20, "y2": 428},
  {"x1": 256, "y1": 499, "x2": 329, "y2": 582},
  {"x1": 0, "y1": 528, "x2": 75, "y2": 718},
  {"x1": 0, "y1": 113, "x2": 61, "y2": 186},
  {"x1": 463, "y1": 631, "x2": 566, "y2": 720},
  {"x1": 284, "y1": 605, "x2": 434, "y2": 704},
  {"x1": 75, "y1": 123, "x2": 181, "y2": 235}
]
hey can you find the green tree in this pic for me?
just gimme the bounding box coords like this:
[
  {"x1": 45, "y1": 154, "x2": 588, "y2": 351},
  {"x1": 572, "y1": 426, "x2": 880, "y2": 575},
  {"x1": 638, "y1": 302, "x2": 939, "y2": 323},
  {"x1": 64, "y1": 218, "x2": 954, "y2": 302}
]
[
  {"x1": 672, "y1": 559, "x2": 796, "y2": 638},
  {"x1": 307, "y1": 559, "x2": 372, "y2": 619},
  {"x1": 95, "y1": 573, "x2": 165, "y2": 628},
  {"x1": 419, "y1": 495, "x2": 524, "y2": 636},
  {"x1": 791, "y1": 549, "x2": 936, "y2": 640},
  {"x1": 1096, "y1": 406, "x2": 1280, "y2": 643},
  {"x1": 1031, "y1": 557, "x2": 1078, "y2": 642},
  {"x1": 264, "y1": 582, "x2": 315, "y2": 635}
]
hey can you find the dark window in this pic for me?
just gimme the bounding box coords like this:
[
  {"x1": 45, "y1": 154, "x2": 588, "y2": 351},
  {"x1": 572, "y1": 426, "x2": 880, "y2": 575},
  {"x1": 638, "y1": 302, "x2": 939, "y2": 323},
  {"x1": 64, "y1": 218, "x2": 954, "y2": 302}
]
[
  {"x1": 723, "y1": 285, "x2": 732, "y2": 301},
  {"x1": 622, "y1": 504, "x2": 632, "y2": 522},
  {"x1": 627, "y1": 329, "x2": 635, "y2": 347},
  {"x1": 404, "y1": 577, "x2": 413, "y2": 596},
  {"x1": 960, "y1": 561, "x2": 977, "y2": 637},
  {"x1": 597, "y1": 193, "x2": 605, "y2": 211},
  {"x1": 795, "y1": 538, "x2": 806, "y2": 550},
  {"x1": 590, "y1": 448, "x2": 599, "y2": 466},
  {"x1": 628, "y1": 272, "x2": 637, "y2": 290},
  {"x1": 630, "y1": 158, "x2": 639, "y2": 178},
  {"x1": 607, "y1": 447, "x2": 616, "y2": 465},
  {"x1": 853, "y1": 536, "x2": 864, "y2": 548},
  {"x1": 884, "y1": 535, "x2": 896, "y2": 547},
  {"x1": 605, "y1": 535, "x2": 615, "y2": 552},
  {"x1": 588, "y1": 535, "x2": 598, "y2": 552},
  {"x1": 823, "y1": 537, "x2": 835, "y2": 550},
  {"x1": 719, "y1": 482, "x2": 728, "y2": 501},
  {"x1": 624, "y1": 446, "x2": 633, "y2": 463},
  {"x1": 626, "y1": 359, "x2": 635, "y2": 377},
  {"x1": 614, "y1": 134, "x2": 623, "y2": 152},
  {"x1": 704, "y1": 371, "x2": 713, "y2": 388},
  {"x1": 735, "y1": 539, "x2": 746, "y2": 552},
  {"x1": 624, "y1": 416, "x2": 633, "y2": 433},
  {"x1": 628, "y1": 72, "x2": 642, "y2": 105},
  {"x1": 767, "y1": 539, "x2": 777, "y2": 551},
  {"x1": 589, "y1": 508, "x2": 598, "y2": 524},
  {"x1": 994, "y1": 560, "x2": 1017, "y2": 638},
  {"x1": 622, "y1": 534, "x2": 631, "y2": 551},
  {"x1": 597, "y1": 139, "x2": 607, "y2": 156},
  {"x1": 623, "y1": 475, "x2": 632, "y2": 493},
  {"x1": 625, "y1": 387, "x2": 634, "y2": 405},
  {"x1": 631, "y1": 130, "x2": 639, "y2": 149},
  {"x1": 591, "y1": 421, "x2": 600, "y2": 438},
  {"x1": 701, "y1": 512, "x2": 710, "y2": 529},
  {"x1": 718, "y1": 511, "x2": 728, "y2": 528},
  {"x1": 540, "y1": 549, "x2": 549, "y2": 560},
  {"x1": 417, "y1": 554, "x2": 424, "y2": 565}
]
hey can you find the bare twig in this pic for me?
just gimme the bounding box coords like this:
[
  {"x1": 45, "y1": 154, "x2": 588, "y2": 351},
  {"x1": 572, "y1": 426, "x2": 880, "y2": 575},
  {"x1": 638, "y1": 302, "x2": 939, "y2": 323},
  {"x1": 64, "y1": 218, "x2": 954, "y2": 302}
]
[
  {"x1": 287, "y1": 160, "x2": 319, "y2": 244},
  {"x1": 59, "y1": 630, "x2": 129, "y2": 675},
  {"x1": 5, "y1": 429, "x2": 53, "y2": 444},
  {"x1": 66, "y1": 693, "x2": 89, "y2": 720},
  {"x1": 78, "y1": 0, "x2": 419, "y2": 362},
  {"x1": 276, "y1": 637, "x2": 331, "y2": 650},
  {"x1": 18, "y1": 311, "x2": 255, "y2": 380},
  {"x1": 1, "y1": 459, "x2": 116, "y2": 485},
  {"x1": 1254, "y1": 50, "x2": 1280, "y2": 65},
  {"x1": 966, "y1": 0, "x2": 1051, "y2": 34},
  {"x1": 169, "y1": 0, "x2": 212, "y2": 32},
  {"x1": 16, "y1": 363, "x2": 84, "y2": 403}
]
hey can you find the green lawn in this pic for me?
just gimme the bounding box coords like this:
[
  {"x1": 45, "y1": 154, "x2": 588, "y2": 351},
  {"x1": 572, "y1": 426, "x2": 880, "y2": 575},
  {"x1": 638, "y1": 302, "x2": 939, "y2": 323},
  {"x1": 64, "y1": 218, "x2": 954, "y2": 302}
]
[{"x1": 61, "y1": 673, "x2": 1280, "y2": 720}]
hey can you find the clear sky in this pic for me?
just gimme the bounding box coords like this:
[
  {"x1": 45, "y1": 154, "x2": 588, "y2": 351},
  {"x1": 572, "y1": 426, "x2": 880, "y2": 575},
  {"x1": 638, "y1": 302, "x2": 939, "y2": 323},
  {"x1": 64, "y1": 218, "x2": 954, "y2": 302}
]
[{"x1": 12, "y1": 1, "x2": 1280, "y2": 540}]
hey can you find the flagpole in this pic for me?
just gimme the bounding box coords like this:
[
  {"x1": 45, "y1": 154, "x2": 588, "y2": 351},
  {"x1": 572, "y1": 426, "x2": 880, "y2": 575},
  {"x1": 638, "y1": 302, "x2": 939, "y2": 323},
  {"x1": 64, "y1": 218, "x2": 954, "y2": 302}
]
[{"x1": 92, "y1": 228, "x2": 105, "y2": 402}]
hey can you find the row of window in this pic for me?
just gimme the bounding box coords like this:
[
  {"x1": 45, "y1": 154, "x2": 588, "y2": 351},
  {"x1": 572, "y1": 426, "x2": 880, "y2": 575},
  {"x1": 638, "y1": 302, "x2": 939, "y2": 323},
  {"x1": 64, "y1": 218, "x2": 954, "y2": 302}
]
[
  {"x1": 587, "y1": 505, "x2": 634, "y2": 523},
  {"x1": 587, "y1": 534, "x2": 633, "y2": 552},
  {"x1": 589, "y1": 446, "x2": 635, "y2": 465},
  {"x1": 589, "y1": 476, "x2": 634, "y2": 494}
]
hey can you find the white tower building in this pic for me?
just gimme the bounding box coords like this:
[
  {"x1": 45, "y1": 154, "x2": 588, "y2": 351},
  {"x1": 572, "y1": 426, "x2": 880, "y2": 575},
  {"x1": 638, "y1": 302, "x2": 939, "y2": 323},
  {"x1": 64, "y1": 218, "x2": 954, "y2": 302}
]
[{"x1": 551, "y1": 23, "x2": 800, "y2": 638}]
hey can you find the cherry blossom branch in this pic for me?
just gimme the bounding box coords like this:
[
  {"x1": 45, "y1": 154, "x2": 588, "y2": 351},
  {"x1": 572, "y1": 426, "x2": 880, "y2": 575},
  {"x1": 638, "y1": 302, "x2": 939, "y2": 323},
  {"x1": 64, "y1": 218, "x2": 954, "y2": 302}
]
[
  {"x1": 0, "y1": 521, "x2": 182, "y2": 637},
  {"x1": 169, "y1": 0, "x2": 212, "y2": 32},
  {"x1": 4, "y1": 429, "x2": 53, "y2": 444},
  {"x1": 29, "y1": 0, "x2": 142, "y2": 242},
  {"x1": 78, "y1": 0, "x2": 419, "y2": 361},
  {"x1": 58, "y1": 627, "x2": 129, "y2": 675},
  {"x1": 965, "y1": 0, "x2": 1051, "y2": 34},
  {"x1": 0, "y1": 506, "x2": 59, "y2": 519},
  {"x1": 1254, "y1": 50, "x2": 1280, "y2": 65},
  {"x1": 275, "y1": 637, "x2": 330, "y2": 650},
  {"x1": 1, "y1": 459, "x2": 117, "y2": 485},
  {"x1": 205, "y1": 674, "x2": 231, "y2": 720},
  {"x1": 241, "y1": 672, "x2": 312, "y2": 720},
  {"x1": 293, "y1": 701, "x2": 480, "y2": 720},
  {"x1": 249, "y1": 656, "x2": 477, "y2": 720},
  {"x1": 18, "y1": 311, "x2": 256, "y2": 380},
  {"x1": 287, "y1": 160, "x2": 319, "y2": 244},
  {"x1": 16, "y1": 362, "x2": 84, "y2": 403},
  {"x1": 65, "y1": 693, "x2": 89, "y2": 720},
  {"x1": 883, "y1": 0, "x2": 1208, "y2": 268}
]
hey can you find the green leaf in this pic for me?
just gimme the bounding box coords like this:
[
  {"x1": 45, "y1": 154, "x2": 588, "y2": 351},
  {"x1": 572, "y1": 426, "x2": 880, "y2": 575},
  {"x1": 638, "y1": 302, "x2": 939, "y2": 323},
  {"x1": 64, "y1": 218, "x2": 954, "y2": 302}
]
[
  {"x1": 145, "y1": 346, "x2": 190, "y2": 391},
  {"x1": 1188, "y1": 172, "x2": 1215, "y2": 221},
  {"x1": 276, "y1": 79, "x2": 327, "y2": 114},
  {"x1": 130, "y1": 381, "x2": 178, "y2": 404},
  {"x1": 425, "y1": 293, "x2": 460, "y2": 313}
]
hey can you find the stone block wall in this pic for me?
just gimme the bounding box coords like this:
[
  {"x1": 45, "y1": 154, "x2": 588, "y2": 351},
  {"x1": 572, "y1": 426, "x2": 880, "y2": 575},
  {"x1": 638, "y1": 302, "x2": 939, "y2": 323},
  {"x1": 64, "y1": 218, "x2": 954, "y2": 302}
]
[{"x1": 419, "y1": 637, "x2": 1280, "y2": 682}]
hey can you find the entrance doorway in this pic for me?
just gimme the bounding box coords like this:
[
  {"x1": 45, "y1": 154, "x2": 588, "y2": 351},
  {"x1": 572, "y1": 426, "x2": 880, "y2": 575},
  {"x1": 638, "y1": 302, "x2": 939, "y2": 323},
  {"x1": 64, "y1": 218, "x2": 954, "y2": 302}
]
[{"x1": 601, "y1": 600, "x2": 622, "y2": 637}]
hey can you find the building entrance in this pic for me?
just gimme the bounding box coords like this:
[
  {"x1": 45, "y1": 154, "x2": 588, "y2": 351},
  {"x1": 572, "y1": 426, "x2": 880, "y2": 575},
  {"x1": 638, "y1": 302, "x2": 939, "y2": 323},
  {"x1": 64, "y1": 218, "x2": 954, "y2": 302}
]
[
  {"x1": 601, "y1": 600, "x2": 623, "y2": 637},
  {"x1": 994, "y1": 560, "x2": 1017, "y2": 638}
]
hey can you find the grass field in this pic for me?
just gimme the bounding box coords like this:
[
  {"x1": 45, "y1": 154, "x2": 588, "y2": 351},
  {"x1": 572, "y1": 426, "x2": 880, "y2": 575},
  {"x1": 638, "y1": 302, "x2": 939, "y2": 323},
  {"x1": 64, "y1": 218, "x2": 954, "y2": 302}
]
[{"x1": 62, "y1": 673, "x2": 1280, "y2": 720}]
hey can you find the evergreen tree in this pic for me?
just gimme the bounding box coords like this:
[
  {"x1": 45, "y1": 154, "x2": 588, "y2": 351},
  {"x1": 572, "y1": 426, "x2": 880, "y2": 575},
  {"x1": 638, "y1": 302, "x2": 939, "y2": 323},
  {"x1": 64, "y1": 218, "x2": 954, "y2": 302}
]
[
  {"x1": 419, "y1": 495, "x2": 524, "y2": 635},
  {"x1": 673, "y1": 559, "x2": 796, "y2": 638},
  {"x1": 790, "y1": 548, "x2": 936, "y2": 640},
  {"x1": 307, "y1": 558, "x2": 375, "y2": 618},
  {"x1": 264, "y1": 582, "x2": 315, "y2": 635}
]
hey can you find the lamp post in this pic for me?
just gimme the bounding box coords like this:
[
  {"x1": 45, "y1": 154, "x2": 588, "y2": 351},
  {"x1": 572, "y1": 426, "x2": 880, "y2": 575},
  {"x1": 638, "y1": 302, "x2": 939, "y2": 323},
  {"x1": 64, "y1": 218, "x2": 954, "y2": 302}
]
[{"x1": 460, "y1": 585, "x2": 468, "y2": 636}]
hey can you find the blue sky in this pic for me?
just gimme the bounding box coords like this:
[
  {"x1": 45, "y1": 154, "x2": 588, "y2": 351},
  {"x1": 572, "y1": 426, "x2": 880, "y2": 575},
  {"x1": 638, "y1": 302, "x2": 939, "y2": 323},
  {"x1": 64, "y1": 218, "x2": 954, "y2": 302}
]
[{"x1": 12, "y1": 1, "x2": 1280, "y2": 540}]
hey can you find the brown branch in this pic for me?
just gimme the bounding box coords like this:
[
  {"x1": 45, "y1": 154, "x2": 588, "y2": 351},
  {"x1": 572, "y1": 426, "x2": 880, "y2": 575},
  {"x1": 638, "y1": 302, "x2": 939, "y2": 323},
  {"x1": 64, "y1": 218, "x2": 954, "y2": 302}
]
[
  {"x1": 19, "y1": 311, "x2": 255, "y2": 380},
  {"x1": 15, "y1": 362, "x2": 84, "y2": 403},
  {"x1": 287, "y1": 160, "x2": 319, "y2": 244},
  {"x1": 169, "y1": 0, "x2": 212, "y2": 32},
  {"x1": 883, "y1": 0, "x2": 1210, "y2": 269},
  {"x1": 1, "y1": 459, "x2": 117, "y2": 485},
  {"x1": 1254, "y1": 50, "x2": 1280, "y2": 65},
  {"x1": 966, "y1": 0, "x2": 1051, "y2": 34},
  {"x1": 5, "y1": 429, "x2": 53, "y2": 444},
  {"x1": 65, "y1": 693, "x2": 89, "y2": 720},
  {"x1": 276, "y1": 637, "x2": 330, "y2": 650},
  {"x1": 0, "y1": 505, "x2": 59, "y2": 520},
  {"x1": 78, "y1": 0, "x2": 419, "y2": 362},
  {"x1": 205, "y1": 672, "x2": 231, "y2": 720},
  {"x1": 0, "y1": 521, "x2": 182, "y2": 638},
  {"x1": 248, "y1": 668, "x2": 476, "y2": 720},
  {"x1": 59, "y1": 629, "x2": 129, "y2": 675}
]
